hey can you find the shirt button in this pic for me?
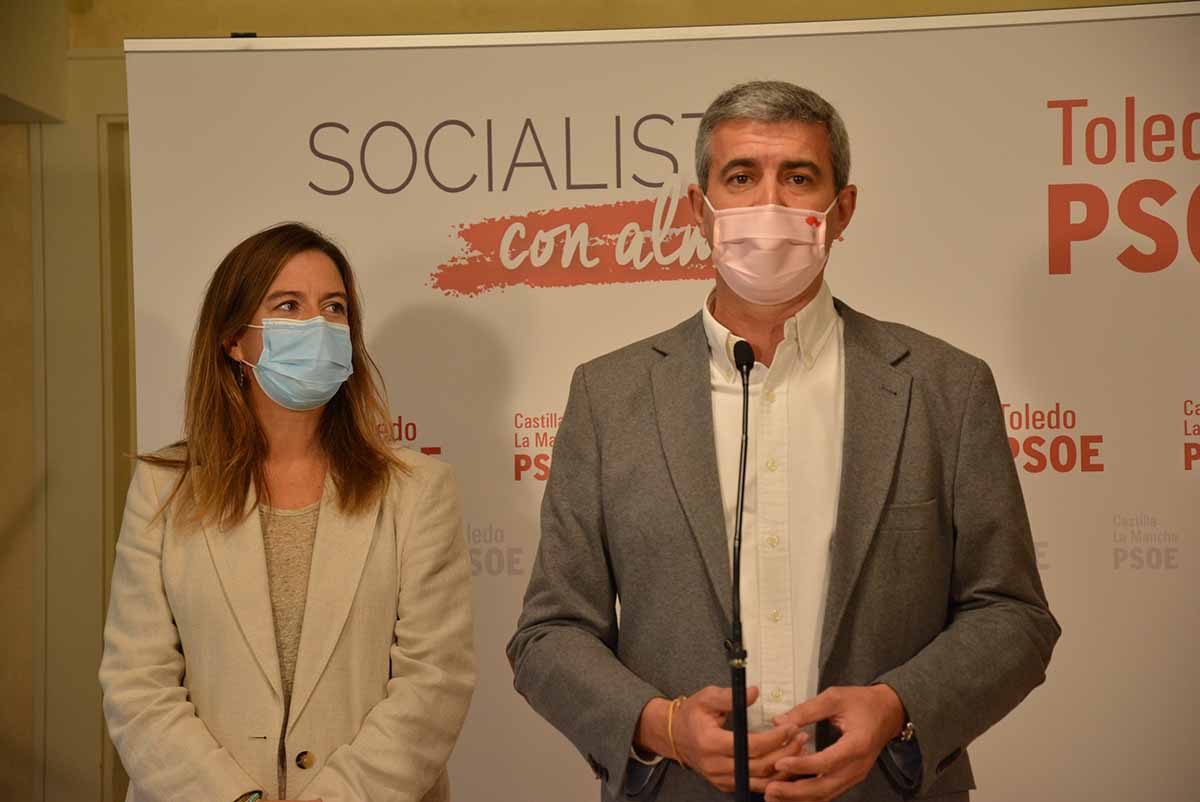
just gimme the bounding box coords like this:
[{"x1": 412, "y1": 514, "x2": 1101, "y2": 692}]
[
  {"x1": 765, "y1": 390, "x2": 776, "y2": 404},
  {"x1": 765, "y1": 534, "x2": 780, "y2": 549},
  {"x1": 766, "y1": 458, "x2": 778, "y2": 472},
  {"x1": 769, "y1": 609, "x2": 782, "y2": 623},
  {"x1": 295, "y1": 750, "x2": 316, "y2": 769},
  {"x1": 770, "y1": 688, "x2": 784, "y2": 702}
]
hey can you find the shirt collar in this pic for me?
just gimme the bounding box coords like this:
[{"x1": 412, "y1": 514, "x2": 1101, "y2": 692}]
[{"x1": 701, "y1": 281, "x2": 839, "y2": 381}]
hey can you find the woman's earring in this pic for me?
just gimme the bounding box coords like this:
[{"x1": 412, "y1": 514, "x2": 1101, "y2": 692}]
[{"x1": 236, "y1": 362, "x2": 245, "y2": 388}]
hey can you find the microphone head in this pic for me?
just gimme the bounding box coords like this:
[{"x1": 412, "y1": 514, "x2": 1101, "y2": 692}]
[{"x1": 733, "y1": 340, "x2": 756, "y2": 374}]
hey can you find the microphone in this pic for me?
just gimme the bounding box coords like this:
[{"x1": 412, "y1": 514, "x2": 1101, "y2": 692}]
[
  {"x1": 728, "y1": 339, "x2": 754, "y2": 802},
  {"x1": 733, "y1": 340, "x2": 755, "y2": 375}
]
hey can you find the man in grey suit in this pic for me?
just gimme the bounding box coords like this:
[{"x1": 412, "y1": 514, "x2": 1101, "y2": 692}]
[{"x1": 507, "y1": 81, "x2": 1059, "y2": 802}]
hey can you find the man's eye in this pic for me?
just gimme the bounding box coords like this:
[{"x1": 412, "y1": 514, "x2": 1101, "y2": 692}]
[
  {"x1": 730, "y1": 174, "x2": 750, "y2": 185},
  {"x1": 789, "y1": 175, "x2": 809, "y2": 185}
]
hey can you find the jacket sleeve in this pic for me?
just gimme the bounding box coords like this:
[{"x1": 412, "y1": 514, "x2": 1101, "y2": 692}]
[
  {"x1": 99, "y1": 462, "x2": 261, "y2": 802},
  {"x1": 875, "y1": 359, "x2": 1061, "y2": 795},
  {"x1": 507, "y1": 365, "x2": 665, "y2": 800},
  {"x1": 299, "y1": 459, "x2": 477, "y2": 802}
]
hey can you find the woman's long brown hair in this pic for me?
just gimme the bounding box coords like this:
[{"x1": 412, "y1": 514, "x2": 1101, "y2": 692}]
[{"x1": 141, "y1": 222, "x2": 404, "y2": 530}]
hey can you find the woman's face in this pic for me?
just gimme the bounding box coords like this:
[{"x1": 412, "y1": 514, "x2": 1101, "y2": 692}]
[{"x1": 229, "y1": 248, "x2": 349, "y2": 367}]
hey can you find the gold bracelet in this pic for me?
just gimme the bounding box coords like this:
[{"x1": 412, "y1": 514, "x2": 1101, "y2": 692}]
[{"x1": 667, "y1": 695, "x2": 688, "y2": 767}]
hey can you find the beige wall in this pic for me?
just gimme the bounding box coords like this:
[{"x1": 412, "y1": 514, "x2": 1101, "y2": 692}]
[
  {"x1": 68, "y1": 0, "x2": 1155, "y2": 48},
  {"x1": 0, "y1": 123, "x2": 36, "y2": 802},
  {"x1": 1, "y1": 0, "x2": 66, "y2": 120}
]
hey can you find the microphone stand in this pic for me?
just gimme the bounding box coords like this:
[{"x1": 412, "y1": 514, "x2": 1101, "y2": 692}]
[{"x1": 727, "y1": 341, "x2": 755, "y2": 802}]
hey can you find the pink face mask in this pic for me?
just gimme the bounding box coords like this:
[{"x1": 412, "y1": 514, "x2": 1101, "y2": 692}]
[{"x1": 704, "y1": 196, "x2": 837, "y2": 305}]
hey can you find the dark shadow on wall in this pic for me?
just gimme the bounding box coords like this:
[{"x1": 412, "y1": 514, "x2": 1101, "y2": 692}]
[{"x1": 368, "y1": 300, "x2": 516, "y2": 508}]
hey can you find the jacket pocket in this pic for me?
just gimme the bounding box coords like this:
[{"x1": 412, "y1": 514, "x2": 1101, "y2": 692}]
[{"x1": 878, "y1": 497, "x2": 938, "y2": 533}]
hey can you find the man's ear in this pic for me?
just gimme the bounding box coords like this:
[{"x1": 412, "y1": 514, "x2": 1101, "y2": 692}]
[
  {"x1": 687, "y1": 183, "x2": 711, "y2": 239},
  {"x1": 829, "y1": 184, "x2": 858, "y2": 241}
]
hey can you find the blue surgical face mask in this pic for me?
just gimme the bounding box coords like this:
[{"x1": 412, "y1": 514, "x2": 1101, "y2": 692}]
[{"x1": 241, "y1": 316, "x2": 354, "y2": 411}]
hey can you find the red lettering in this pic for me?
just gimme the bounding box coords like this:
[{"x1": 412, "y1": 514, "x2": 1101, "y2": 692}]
[
  {"x1": 1117, "y1": 179, "x2": 1178, "y2": 273},
  {"x1": 389, "y1": 415, "x2": 417, "y2": 441},
  {"x1": 1080, "y1": 435, "x2": 1104, "y2": 472},
  {"x1": 1023, "y1": 435, "x2": 1048, "y2": 473},
  {"x1": 514, "y1": 453, "x2": 532, "y2": 480},
  {"x1": 515, "y1": 453, "x2": 551, "y2": 481},
  {"x1": 1085, "y1": 116, "x2": 1117, "y2": 164},
  {"x1": 1048, "y1": 435, "x2": 1077, "y2": 471},
  {"x1": 1048, "y1": 183, "x2": 1108, "y2": 275},
  {"x1": 1143, "y1": 114, "x2": 1176, "y2": 162},
  {"x1": 1047, "y1": 98, "x2": 1088, "y2": 165},
  {"x1": 1189, "y1": 185, "x2": 1200, "y2": 264},
  {"x1": 1124, "y1": 97, "x2": 1136, "y2": 163},
  {"x1": 1012, "y1": 434, "x2": 1103, "y2": 473},
  {"x1": 1185, "y1": 443, "x2": 1200, "y2": 471},
  {"x1": 1184, "y1": 112, "x2": 1200, "y2": 160}
]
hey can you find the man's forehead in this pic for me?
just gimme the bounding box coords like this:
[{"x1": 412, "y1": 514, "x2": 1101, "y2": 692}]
[{"x1": 711, "y1": 117, "x2": 831, "y2": 154}]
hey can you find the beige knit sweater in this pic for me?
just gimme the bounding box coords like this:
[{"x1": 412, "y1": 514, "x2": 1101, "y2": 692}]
[{"x1": 260, "y1": 500, "x2": 319, "y2": 799}]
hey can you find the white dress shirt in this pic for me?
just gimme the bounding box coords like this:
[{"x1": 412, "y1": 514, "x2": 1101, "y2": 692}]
[{"x1": 702, "y1": 280, "x2": 846, "y2": 733}]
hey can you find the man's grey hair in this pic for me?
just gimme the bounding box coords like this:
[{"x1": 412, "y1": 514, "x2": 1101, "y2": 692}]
[{"x1": 695, "y1": 81, "x2": 851, "y2": 193}]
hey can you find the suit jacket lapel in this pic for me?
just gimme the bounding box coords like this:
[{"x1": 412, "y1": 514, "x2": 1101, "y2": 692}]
[
  {"x1": 287, "y1": 479, "x2": 379, "y2": 733},
  {"x1": 203, "y1": 499, "x2": 283, "y2": 699},
  {"x1": 650, "y1": 313, "x2": 733, "y2": 627},
  {"x1": 820, "y1": 301, "x2": 912, "y2": 672}
]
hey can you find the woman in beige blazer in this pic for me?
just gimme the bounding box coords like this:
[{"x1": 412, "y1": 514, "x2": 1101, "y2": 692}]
[{"x1": 100, "y1": 223, "x2": 475, "y2": 802}]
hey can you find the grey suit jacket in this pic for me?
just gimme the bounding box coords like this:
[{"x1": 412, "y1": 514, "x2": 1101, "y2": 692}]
[{"x1": 507, "y1": 300, "x2": 1060, "y2": 802}]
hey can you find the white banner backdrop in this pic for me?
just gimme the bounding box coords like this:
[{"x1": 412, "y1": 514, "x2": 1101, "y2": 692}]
[{"x1": 126, "y1": 6, "x2": 1199, "y2": 800}]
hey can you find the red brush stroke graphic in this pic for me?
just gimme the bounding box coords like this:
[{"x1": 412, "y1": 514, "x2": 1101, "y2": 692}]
[{"x1": 429, "y1": 195, "x2": 714, "y2": 297}]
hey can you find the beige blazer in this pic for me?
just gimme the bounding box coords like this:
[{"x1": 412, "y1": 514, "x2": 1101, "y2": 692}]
[{"x1": 100, "y1": 448, "x2": 476, "y2": 802}]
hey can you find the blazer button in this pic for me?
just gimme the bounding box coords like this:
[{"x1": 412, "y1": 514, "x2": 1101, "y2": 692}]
[{"x1": 295, "y1": 750, "x2": 316, "y2": 769}]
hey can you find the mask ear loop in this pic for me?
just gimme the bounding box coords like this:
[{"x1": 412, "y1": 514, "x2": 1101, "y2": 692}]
[
  {"x1": 701, "y1": 194, "x2": 719, "y2": 247},
  {"x1": 825, "y1": 193, "x2": 846, "y2": 242},
  {"x1": 234, "y1": 321, "x2": 264, "y2": 387}
]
